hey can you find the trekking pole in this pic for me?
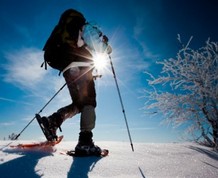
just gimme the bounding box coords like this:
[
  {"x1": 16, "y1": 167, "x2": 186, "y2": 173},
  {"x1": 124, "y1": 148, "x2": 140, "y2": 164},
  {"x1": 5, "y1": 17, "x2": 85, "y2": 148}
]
[
  {"x1": 108, "y1": 55, "x2": 134, "y2": 152},
  {"x1": 15, "y1": 83, "x2": 67, "y2": 140}
]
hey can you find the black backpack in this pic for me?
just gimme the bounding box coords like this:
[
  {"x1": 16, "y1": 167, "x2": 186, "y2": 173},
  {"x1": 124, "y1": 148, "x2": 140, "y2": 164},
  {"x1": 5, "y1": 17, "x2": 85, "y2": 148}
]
[{"x1": 42, "y1": 9, "x2": 86, "y2": 71}]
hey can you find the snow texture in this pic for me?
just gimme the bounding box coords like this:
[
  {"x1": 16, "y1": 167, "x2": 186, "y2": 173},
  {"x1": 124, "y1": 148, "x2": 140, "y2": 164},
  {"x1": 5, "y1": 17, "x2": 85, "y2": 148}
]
[{"x1": 0, "y1": 141, "x2": 218, "y2": 178}]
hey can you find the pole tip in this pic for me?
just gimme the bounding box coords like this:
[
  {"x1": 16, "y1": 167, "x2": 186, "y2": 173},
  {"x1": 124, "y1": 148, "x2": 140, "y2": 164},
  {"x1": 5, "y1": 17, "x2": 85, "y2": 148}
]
[{"x1": 131, "y1": 143, "x2": 134, "y2": 152}]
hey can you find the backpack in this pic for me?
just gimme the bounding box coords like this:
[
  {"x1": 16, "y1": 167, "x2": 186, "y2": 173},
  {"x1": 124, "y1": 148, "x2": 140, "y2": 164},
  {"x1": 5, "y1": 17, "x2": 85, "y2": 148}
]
[{"x1": 42, "y1": 9, "x2": 86, "y2": 71}]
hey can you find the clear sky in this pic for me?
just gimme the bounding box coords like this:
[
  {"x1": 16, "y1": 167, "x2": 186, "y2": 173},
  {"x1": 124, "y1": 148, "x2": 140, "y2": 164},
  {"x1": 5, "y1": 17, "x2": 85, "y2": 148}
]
[{"x1": 0, "y1": 0, "x2": 218, "y2": 143}]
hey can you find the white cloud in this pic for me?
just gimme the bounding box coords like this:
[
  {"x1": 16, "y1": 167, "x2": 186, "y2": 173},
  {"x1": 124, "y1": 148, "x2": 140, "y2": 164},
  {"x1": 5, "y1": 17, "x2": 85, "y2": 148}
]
[
  {"x1": 0, "y1": 97, "x2": 33, "y2": 106},
  {"x1": 134, "y1": 17, "x2": 145, "y2": 37},
  {"x1": 0, "y1": 122, "x2": 15, "y2": 126},
  {"x1": 2, "y1": 47, "x2": 71, "y2": 109},
  {"x1": 133, "y1": 17, "x2": 159, "y2": 61},
  {"x1": 3, "y1": 47, "x2": 47, "y2": 89}
]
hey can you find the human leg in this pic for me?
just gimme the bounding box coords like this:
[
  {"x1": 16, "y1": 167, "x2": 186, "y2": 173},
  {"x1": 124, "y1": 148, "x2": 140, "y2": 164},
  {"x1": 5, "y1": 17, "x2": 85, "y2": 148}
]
[
  {"x1": 40, "y1": 104, "x2": 79, "y2": 140},
  {"x1": 67, "y1": 68, "x2": 102, "y2": 155}
]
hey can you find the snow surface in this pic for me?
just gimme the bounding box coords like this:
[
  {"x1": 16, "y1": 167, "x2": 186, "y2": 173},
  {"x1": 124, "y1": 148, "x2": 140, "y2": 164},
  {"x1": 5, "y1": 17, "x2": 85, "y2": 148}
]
[{"x1": 0, "y1": 141, "x2": 218, "y2": 178}]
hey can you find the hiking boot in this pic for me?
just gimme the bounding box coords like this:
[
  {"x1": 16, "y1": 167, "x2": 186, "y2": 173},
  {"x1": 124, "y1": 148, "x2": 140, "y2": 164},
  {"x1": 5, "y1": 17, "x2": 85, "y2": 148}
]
[
  {"x1": 37, "y1": 113, "x2": 63, "y2": 141},
  {"x1": 75, "y1": 143, "x2": 102, "y2": 156},
  {"x1": 75, "y1": 131, "x2": 102, "y2": 156}
]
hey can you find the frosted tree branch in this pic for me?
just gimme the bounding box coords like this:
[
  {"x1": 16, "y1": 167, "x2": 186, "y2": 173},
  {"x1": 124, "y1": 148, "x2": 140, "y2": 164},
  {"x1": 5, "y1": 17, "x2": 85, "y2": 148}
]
[{"x1": 144, "y1": 38, "x2": 218, "y2": 149}]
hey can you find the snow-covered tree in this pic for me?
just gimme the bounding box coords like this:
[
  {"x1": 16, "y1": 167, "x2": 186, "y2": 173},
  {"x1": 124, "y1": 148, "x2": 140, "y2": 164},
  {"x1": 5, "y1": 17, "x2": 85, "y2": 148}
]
[{"x1": 144, "y1": 38, "x2": 218, "y2": 149}]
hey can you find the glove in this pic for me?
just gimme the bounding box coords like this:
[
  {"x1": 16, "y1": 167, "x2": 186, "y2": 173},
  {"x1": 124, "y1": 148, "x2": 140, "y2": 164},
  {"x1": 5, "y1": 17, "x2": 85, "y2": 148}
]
[
  {"x1": 102, "y1": 35, "x2": 112, "y2": 54},
  {"x1": 106, "y1": 45, "x2": 112, "y2": 54},
  {"x1": 102, "y1": 35, "x2": 109, "y2": 43}
]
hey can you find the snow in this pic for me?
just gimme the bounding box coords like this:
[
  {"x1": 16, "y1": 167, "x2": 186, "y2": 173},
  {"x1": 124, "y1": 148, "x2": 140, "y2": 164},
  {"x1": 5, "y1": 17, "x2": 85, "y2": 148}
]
[{"x1": 0, "y1": 141, "x2": 218, "y2": 178}]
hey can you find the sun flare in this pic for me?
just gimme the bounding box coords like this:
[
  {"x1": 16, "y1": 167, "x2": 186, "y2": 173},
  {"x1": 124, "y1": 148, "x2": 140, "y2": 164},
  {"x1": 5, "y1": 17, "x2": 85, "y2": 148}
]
[{"x1": 93, "y1": 53, "x2": 108, "y2": 71}]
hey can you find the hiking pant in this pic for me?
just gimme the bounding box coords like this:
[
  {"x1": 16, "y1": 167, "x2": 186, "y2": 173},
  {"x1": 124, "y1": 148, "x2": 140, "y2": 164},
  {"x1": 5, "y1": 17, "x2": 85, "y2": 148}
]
[
  {"x1": 47, "y1": 45, "x2": 97, "y2": 132},
  {"x1": 55, "y1": 66, "x2": 96, "y2": 132}
]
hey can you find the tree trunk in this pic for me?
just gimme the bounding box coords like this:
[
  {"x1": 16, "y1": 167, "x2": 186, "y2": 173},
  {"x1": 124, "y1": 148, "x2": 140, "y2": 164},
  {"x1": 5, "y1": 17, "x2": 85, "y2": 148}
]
[
  {"x1": 197, "y1": 120, "x2": 214, "y2": 147},
  {"x1": 211, "y1": 121, "x2": 218, "y2": 150},
  {"x1": 202, "y1": 106, "x2": 217, "y2": 148}
]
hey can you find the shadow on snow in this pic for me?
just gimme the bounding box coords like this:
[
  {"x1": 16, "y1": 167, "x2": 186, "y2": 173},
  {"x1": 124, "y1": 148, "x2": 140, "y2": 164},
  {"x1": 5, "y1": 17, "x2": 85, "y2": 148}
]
[
  {"x1": 1, "y1": 146, "x2": 103, "y2": 178},
  {"x1": 187, "y1": 145, "x2": 218, "y2": 161},
  {"x1": 187, "y1": 145, "x2": 218, "y2": 170},
  {"x1": 0, "y1": 148, "x2": 53, "y2": 178},
  {"x1": 68, "y1": 156, "x2": 102, "y2": 178}
]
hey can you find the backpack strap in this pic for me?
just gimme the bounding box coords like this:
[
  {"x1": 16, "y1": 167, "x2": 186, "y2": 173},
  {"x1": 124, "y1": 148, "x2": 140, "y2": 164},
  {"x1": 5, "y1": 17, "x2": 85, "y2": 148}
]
[
  {"x1": 41, "y1": 60, "x2": 62, "y2": 75},
  {"x1": 41, "y1": 61, "x2": 47, "y2": 70},
  {"x1": 62, "y1": 61, "x2": 94, "y2": 74}
]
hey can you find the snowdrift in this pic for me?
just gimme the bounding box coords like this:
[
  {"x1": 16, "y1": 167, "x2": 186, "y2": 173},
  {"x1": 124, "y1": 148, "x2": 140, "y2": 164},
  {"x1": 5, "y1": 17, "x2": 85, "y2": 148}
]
[{"x1": 0, "y1": 141, "x2": 218, "y2": 178}]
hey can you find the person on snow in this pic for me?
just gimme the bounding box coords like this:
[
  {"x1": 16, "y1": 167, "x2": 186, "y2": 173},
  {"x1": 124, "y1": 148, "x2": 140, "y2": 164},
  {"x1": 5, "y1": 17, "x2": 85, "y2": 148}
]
[{"x1": 40, "y1": 9, "x2": 112, "y2": 156}]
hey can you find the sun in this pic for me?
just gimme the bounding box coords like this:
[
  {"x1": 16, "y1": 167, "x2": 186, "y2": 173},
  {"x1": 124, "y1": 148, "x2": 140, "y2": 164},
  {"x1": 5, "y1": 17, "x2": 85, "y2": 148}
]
[{"x1": 93, "y1": 53, "x2": 108, "y2": 71}]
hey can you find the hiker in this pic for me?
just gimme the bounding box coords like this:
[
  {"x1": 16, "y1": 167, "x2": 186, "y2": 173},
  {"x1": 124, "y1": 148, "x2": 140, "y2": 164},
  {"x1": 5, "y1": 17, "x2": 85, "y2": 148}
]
[{"x1": 40, "y1": 9, "x2": 112, "y2": 156}]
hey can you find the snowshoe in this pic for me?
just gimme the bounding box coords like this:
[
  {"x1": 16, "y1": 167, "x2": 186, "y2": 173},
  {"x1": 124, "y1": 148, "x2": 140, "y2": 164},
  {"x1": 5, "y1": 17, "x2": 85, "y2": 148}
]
[
  {"x1": 75, "y1": 143, "x2": 102, "y2": 156},
  {"x1": 67, "y1": 145, "x2": 109, "y2": 157},
  {"x1": 10, "y1": 135, "x2": 64, "y2": 149}
]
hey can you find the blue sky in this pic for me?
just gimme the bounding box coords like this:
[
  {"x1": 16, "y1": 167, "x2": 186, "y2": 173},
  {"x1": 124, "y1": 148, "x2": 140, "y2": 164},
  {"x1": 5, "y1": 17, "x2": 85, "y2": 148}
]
[{"x1": 0, "y1": 0, "x2": 218, "y2": 143}]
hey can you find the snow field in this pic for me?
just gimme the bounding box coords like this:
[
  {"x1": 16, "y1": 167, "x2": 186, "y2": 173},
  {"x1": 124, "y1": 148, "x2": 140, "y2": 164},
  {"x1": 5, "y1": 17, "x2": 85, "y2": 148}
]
[{"x1": 0, "y1": 141, "x2": 218, "y2": 178}]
